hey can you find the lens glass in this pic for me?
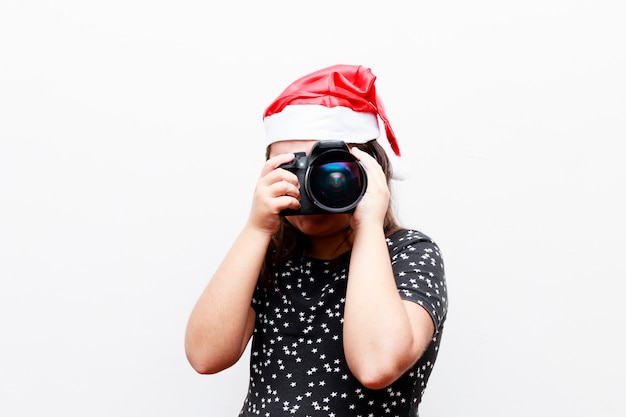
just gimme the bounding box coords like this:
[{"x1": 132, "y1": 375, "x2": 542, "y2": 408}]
[{"x1": 309, "y1": 161, "x2": 364, "y2": 209}]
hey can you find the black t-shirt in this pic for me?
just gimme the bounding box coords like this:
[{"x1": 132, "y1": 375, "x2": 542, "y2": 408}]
[{"x1": 240, "y1": 229, "x2": 448, "y2": 416}]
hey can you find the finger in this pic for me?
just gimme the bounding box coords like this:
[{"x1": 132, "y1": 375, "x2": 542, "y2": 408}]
[
  {"x1": 350, "y1": 148, "x2": 384, "y2": 177},
  {"x1": 261, "y1": 153, "x2": 296, "y2": 176},
  {"x1": 268, "y1": 179, "x2": 300, "y2": 200},
  {"x1": 350, "y1": 147, "x2": 376, "y2": 167},
  {"x1": 263, "y1": 165, "x2": 300, "y2": 188},
  {"x1": 273, "y1": 195, "x2": 301, "y2": 213}
]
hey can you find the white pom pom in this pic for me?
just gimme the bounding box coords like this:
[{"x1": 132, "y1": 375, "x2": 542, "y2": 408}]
[{"x1": 389, "y1": 153, "x2": 411, "y2": 181}]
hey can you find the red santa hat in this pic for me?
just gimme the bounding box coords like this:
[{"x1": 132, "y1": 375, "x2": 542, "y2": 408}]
[{"x1": 263, "y1": 64, "x2": 401, "y2": 158}]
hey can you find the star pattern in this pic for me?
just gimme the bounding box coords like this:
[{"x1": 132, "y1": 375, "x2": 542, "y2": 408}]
[{"x1": 240, "y1": 229, "x2": 448, "y2": 416}]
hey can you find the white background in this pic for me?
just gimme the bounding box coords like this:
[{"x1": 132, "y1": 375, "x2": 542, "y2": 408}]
[{"x1": 1, "y1": 1, "x2": 625, "y2": 416}]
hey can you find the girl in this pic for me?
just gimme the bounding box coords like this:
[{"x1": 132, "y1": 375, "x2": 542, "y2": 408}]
[{"x1": 185, "y1": 64, "x2": 448, "y2": 416}]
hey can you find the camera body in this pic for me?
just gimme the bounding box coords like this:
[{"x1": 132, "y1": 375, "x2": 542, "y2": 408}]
[{"x1": 279, "y1": 141, "x2": 368, "y2": 216}]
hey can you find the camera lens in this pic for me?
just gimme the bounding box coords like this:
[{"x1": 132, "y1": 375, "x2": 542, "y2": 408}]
[{"x1": 308, "y1": 160, "x2": 366, "y2": 211}]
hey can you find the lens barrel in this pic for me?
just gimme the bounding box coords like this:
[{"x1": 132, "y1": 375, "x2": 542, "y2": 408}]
[{"x1": 305, "y1": 150, "x2": 366, "y2": 213}]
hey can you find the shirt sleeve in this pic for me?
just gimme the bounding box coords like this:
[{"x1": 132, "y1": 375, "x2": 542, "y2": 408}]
[{"x1": 388, "y1": 229, "x2": 448, "y2": 332}]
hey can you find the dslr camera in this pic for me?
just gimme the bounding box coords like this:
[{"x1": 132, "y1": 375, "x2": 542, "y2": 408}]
[{"x1": 279, "y1": 141, "x2": 367, "y2": 216}]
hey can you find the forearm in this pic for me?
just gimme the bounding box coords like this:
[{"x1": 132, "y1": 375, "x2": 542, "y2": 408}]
[
  {"x1": 343, "y1": 224, "x2": 417, "y2": 388},
  {"x1": 185, "y1": 225, "x2": 270, "y2": 373}
]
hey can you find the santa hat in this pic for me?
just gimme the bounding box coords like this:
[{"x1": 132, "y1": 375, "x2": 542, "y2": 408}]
[{"x1": 263, "y1": 65, "x2": 405, "y2": 175}]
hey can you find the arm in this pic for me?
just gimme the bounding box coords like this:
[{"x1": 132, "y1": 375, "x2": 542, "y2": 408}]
[
  {"x1": 184, "y1": 153, "x2": 300, "y2": 374},
  {"x1": 343, "y1": 148, "x2": 436, "y2": 389}
]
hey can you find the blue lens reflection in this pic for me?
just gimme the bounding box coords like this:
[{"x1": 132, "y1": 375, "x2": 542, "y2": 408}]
[{"x1": 309, "y1": 162, "x2": 363, "y2": 209}]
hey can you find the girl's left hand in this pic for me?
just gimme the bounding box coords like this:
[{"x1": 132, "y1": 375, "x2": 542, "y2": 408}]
[{"x1": 349, "y1": 147, "x2": 390, "y2": 229}]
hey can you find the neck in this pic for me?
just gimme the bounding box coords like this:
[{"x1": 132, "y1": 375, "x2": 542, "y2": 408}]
[{"x1": 305, "y1": 229, "x2": 353, "y2": 260}]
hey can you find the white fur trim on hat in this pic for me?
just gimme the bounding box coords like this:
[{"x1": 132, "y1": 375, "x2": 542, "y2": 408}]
[{"x1": 264, "y1": 104, "x2": 380, "y2": 145}]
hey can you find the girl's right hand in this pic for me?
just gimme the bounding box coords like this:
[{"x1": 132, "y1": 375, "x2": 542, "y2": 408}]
[{"x1": 246, "y1": 153, "x2": 301, "y2": 235}]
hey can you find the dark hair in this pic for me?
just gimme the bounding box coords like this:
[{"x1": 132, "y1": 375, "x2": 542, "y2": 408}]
[{"x1": 259, "y1": 140, "x2": 402, "y2": 287}]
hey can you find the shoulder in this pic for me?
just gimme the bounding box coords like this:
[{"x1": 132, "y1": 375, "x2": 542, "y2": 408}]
[
  {"x1": 386, "y1": 228, "x2": 440, "y2": 252},
  {"x1": 386, "y1": 228, "x2": 445, "y2": 268},
  {"x1": 387, "y1": 228, "x2": 448, "y2": 328}
]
